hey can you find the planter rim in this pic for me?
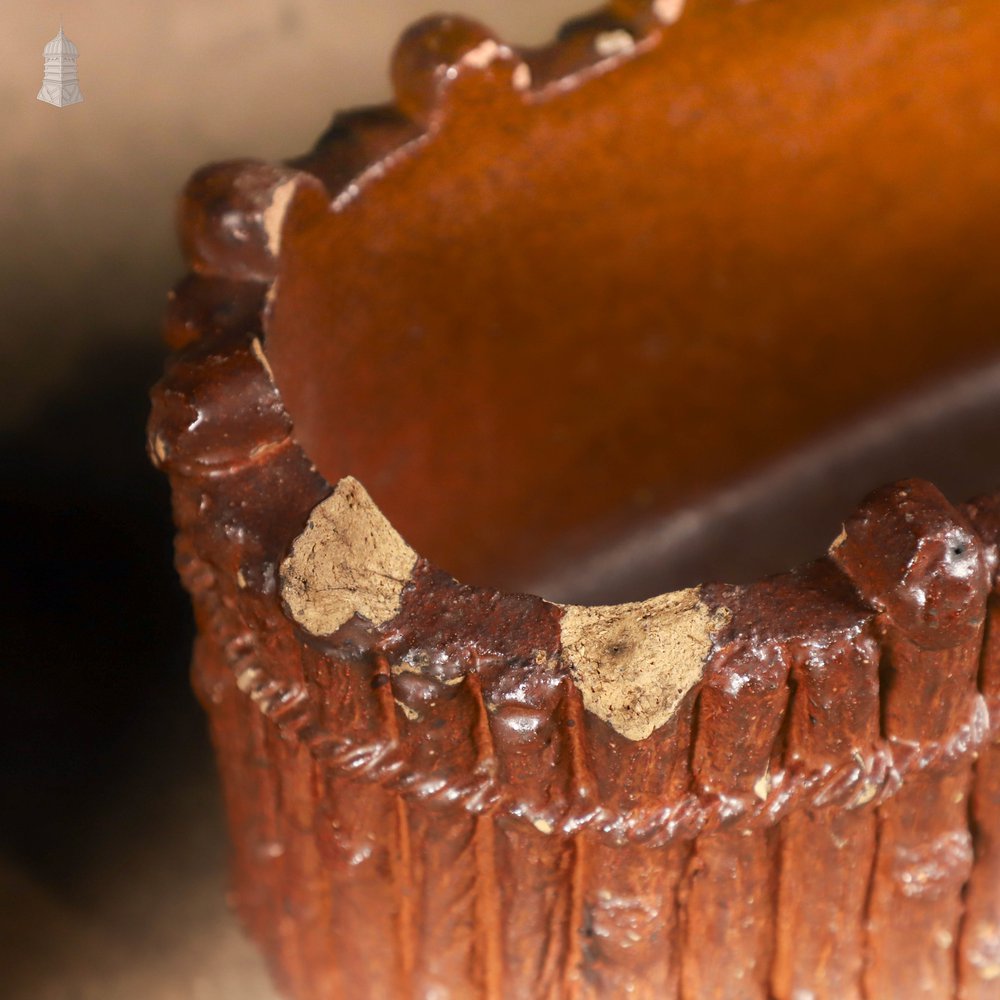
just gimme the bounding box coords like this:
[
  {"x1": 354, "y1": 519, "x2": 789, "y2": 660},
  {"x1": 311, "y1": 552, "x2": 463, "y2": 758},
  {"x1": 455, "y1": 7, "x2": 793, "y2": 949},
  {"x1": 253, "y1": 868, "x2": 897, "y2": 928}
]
[{"x1": 149, "y1": 0, "x2": 1000, "y2": 846}]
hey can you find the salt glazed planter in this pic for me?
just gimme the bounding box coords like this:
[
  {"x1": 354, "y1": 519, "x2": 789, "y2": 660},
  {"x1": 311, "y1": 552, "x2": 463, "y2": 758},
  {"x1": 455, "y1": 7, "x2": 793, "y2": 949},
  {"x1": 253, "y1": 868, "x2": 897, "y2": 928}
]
[{"x1": 150, "y1": 1, "x2": 1000, "y2": 997}]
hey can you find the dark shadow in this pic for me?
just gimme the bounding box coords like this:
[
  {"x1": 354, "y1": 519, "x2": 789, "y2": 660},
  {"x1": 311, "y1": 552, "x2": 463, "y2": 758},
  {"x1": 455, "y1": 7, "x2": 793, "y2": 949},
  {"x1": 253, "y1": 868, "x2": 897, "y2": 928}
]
[{"x1": 0, "y1": 340, "x2": 207, "y2": 895}]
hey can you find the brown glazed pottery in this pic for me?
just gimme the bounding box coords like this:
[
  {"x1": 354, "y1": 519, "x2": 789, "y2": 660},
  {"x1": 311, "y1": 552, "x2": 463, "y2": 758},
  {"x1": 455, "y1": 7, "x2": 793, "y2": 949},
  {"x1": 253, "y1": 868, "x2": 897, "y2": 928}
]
[{"x1": 149, "y1": 0, "x2": 1000, "y2": 997}]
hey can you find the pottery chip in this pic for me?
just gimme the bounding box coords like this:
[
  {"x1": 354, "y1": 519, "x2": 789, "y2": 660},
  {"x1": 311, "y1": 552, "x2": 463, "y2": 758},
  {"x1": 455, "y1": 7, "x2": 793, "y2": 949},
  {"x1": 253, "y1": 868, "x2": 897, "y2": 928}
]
[
  {"x1": 560, "y1": 587, "x2": 728, "y2": 741},
  {"x1": 249, "y1": 337, "x2": 275, "y2": 382},
  {"x1": 262, "y1": 175, "x2": 300, "y2": 258},
  {"x1": 594, "y1": 30, "x2": 635, "y2": 58},
  {"x1": 280, "y1": 476, "x2": 417, "y2": 635},
  {"x1": 654, "y1": 0, "x2": 686, "y2": 26}
]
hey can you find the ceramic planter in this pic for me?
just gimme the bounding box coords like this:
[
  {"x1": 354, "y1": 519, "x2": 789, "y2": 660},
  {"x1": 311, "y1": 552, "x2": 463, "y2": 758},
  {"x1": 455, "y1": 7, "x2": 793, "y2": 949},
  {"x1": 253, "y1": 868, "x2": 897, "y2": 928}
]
[{"x1": 150, "y1": 1, "x2": 1000, "y2": 996}]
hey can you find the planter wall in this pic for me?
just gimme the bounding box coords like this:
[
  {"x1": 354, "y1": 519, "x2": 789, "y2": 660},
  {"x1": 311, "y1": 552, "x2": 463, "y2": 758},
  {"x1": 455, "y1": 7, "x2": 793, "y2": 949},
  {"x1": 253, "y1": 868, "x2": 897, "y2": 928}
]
[{"x1": 150, "y1": 1, "x2": 1000, "y2": 996}]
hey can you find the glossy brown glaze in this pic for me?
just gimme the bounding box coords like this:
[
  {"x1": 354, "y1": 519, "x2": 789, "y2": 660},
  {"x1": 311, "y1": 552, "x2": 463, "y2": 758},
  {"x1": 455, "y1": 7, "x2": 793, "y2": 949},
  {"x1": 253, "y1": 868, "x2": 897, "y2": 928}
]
[
  {"x1": 832, "y1": 482, "x2": 990, "y2": 998},
  {"x1": 243, "y1": 0, "x2": 1000, "y2": 592},
  {"x1": 149, "y1": 307, "x2": 1000, "y2": 999},
  {"x1": 152, "y1": 0, "x2": 1000, "y2": 997}
]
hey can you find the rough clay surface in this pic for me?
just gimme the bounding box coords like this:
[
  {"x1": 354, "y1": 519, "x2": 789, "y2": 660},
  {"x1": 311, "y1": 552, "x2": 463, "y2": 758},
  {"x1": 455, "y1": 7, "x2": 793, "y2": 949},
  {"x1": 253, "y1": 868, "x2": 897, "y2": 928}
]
[
  {"x1": 560, "y1": 588, "x2": 729, "y2": 740},
  {"x1": 280, "y1": 476, "x2": 418, "y2": 635}
]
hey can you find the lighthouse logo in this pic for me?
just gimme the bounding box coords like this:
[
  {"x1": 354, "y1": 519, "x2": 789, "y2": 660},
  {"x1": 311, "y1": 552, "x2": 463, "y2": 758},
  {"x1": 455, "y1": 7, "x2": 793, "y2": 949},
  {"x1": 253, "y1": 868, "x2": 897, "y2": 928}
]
[{"x1": 37, "y1": 22, "x2": 84, "y2": 108}]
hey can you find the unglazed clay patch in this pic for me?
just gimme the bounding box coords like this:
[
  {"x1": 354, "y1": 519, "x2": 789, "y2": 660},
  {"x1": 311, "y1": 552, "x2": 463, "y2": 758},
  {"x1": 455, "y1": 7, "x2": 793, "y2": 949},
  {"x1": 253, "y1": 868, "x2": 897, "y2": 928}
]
[
  {"x1": 594, "y1": 29, "x2": 636, "y2": 58},
  {"x1": 262, "y1": 176, "x2": 300, "y2": 258},
  {"x1": 653, "y1": 0, "x2": 686, "y2": 26},
  {"x1": 560, "y1": 588, "x2": 728, "y2": 741},
  {"x1": 250, "y1": 337, "x2": 275, "y2": 382},
  {"x1": 280, "y1": 476, "x2": 417, "y2": 635}
]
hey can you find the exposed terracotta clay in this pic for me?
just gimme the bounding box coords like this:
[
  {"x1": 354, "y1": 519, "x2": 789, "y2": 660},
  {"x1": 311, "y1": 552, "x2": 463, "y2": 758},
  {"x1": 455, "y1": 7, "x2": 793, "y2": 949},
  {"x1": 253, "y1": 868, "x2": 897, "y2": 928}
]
[
  {"x1": 560, "y1": 590, "x2": 728, "y2": 741},
  {"x1": 150, "y1": 1, "x2": 1000, "y2": 997},
  {"x1": 281, "y1": 477, "x2": 418, "y2": 636}
]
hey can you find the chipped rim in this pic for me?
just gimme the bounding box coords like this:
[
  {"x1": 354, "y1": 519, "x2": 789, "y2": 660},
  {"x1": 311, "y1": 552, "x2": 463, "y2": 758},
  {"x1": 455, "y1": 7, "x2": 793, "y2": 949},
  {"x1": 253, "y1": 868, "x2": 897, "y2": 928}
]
[
  {"x1": 149, "y1": 0, "x2": 1000, "y2": 844},
  {"x1": 279, "y1": 475, "x2": 731, "y2": 743},
  {"x1": 166, "y1": 0, "x2": 744, "y2": 750}
]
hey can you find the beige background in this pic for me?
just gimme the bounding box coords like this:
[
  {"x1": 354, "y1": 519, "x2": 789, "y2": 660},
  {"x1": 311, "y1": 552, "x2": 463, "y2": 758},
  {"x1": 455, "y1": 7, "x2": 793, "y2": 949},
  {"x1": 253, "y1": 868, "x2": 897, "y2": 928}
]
[{"x1": 1, "y1": 0, "x2": 583, "y2": 431}]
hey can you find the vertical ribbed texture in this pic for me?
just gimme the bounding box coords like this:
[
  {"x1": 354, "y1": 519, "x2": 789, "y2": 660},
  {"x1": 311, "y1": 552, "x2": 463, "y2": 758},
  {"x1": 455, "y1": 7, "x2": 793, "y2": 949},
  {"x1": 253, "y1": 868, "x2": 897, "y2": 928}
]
[
  {"x1": 566, "y1": 833, "x2": 586, "y2": 1000},
  {"x1": 409, "y1": 803, "x2": 485, "y2": 997},
  {"x1": 287, "y1": 645, "x2": 346, "y2": 1000},
  {"x1": 958, "y1": 592, "x2": 1000, "y2": 997},
  {"x1": 960, "y1": 748, "x2": 1000, "y2": 997},
  {"x1": 494, "y1": 821, "x2": 574, "y2": 998},
  {"x1": 175, "y1": 447, "x2": 1000, "y2": 1000},
  {"x1": 408, "y1": 806, "x2": 482, "y2": 993},
  {"x1": 681, "y1": 641, "x2": 791, "y2": 999},
  {"x1": 563, "y1": 688, "x2": 592, "y2": 999},
  {"x1": 771, "y1": 630, "x2": 881, "y2": 999},
  {"x1": 315, "y1": 774, "x2": 401, "y2": 997},
  {"x1": 193, "y1": 633, "x2": 278, "y2": 969},
  {"x1": 308, "y1": 646, "x2": 404, "y2": 998},
  {"x1": 298, "y1": 758, "x2": 339, "y2": 999},
  {"x1": 265, "y1": 645, "x2": 332, "y2": 1000},
  {"x1": 476, "y1": 658, "x2": 577, "y2": 999},
  {"x1": 394, "y1": 795, "x2": 416, "y2": 986},
  {"x1": 862, "y1": 642, "x2": 979, "y2": 998},
  {"x1": 577, "y1": 694, "x2": 695, "y2": 998},
  {"x1": 580, "y1": 822, "x2": 687, "y2": 998},
  {"x1": 381, "y1": 669, "x2": 416, "y2": 994},
  {"x1": 261, "y1": 708, "x2": 309, "y2": 997},
  {"x1": 240, "y1": 668, "x2": 295, "y2": 995},
  {"x1": 152, "y1": 0, "x2": 1000, "y2": 989},
  {"x1": 468, "y1": 671, "x2": 503, "y2": 1000},
  {"x1": 828, "y1": 482, "x2": 989, "y2": 1000},
  {"x1": 392, "y1": 658, "x2": 485, "y2": 997}
]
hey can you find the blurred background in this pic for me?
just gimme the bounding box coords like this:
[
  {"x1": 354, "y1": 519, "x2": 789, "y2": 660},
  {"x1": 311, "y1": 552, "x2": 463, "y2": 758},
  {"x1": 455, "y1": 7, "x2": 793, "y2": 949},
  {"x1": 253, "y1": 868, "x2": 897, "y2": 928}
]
[{"x1": 0, "y1": 3, "x2": 582, "y2": 997}]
